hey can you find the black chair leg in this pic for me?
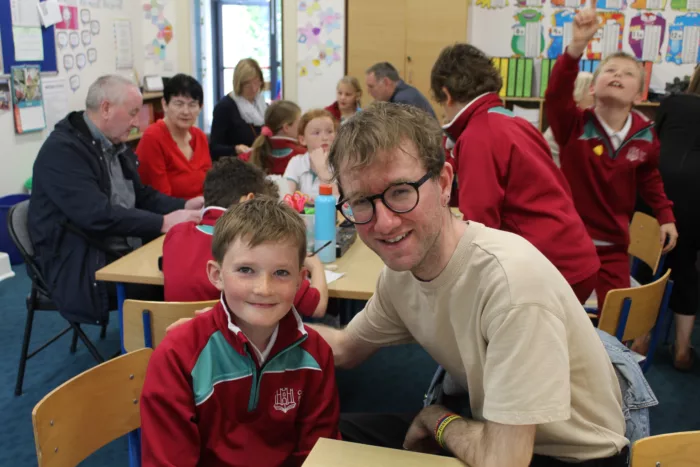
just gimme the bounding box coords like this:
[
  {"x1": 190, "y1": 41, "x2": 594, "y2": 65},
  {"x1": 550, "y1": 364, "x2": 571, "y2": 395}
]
[
  {"x1": 99, "y1": 322, "x2": 107, "y2": 340},
  {"x1": 69, "y1": 329, "x2": 78, "y2": 354},
  {"x1": 15, "y1": 295, "x2": 37, "y2": 396},
  {"x1": 71, "y1": 323, "x2": 105, "y2": 363}
]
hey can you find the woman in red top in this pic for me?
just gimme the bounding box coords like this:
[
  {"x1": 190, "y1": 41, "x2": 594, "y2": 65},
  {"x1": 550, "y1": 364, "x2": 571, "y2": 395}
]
[{"x1": 136, "y1": 74, "x2": 212, "y2": 199}]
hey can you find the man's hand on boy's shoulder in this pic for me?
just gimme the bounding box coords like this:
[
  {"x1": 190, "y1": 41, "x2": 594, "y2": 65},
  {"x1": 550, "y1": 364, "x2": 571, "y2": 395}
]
[
  {"x1": 165, "y1": 307, "x2": 212, "y2": 333},
  {"x1": 568, "y1": 0, "x2": 599, "y2": 58}
]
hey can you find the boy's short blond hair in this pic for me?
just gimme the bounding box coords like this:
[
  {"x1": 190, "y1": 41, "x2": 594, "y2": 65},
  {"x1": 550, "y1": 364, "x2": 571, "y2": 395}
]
[
  {"x1": 211, "y1": 197, "x2": 307, "y2": 268},
  {"x1": 593, "y1": 52, "x2": 645, "y2": 93}
]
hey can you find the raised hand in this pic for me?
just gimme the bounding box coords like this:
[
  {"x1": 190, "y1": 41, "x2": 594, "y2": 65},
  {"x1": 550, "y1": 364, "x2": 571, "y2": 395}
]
[{"x1": 568, "y1": 0, "x2": 599, "y2": 57}]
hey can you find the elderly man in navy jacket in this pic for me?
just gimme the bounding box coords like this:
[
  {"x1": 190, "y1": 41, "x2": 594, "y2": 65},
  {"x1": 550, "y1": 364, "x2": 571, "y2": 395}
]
[
  {"x1": 28, "y1": 74, "x2": 203, "y2": 325},
  {"x1": 365, "y1": 62, "x2": 436, "y2": 118}
]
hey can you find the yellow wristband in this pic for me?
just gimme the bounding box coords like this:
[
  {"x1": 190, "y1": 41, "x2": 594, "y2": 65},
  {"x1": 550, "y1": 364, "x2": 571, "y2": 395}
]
[{"x1": 435, "y1": 414, "x2": 462, "y2": 449}]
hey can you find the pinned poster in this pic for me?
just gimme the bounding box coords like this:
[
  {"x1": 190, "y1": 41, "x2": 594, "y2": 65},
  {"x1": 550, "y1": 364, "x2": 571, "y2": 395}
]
[
  {"x1": 586, "y1": 12, "x2": 626, "y2": 59},
  {"x1": 511, "y1": 9, "x2": 546, "y2": 58},
  {"x1": 628, "y1": 12, "x2": 666, "y2": 61},
  {"x1": 10, "y1": 65, "x2": 46, "y2": 134},
  {"x1": 671, "y1": 0, "x2": 700, "y2": 11},
  {"x1": 631, "y1": 0, "x2": 667, "y2": 9},
  {"x1": 55, "y1": 5, "x2": 79, "y2": 30},
  {"x1": 113, "y1": 19, "x2": 133, "y2": 69},
  {"x1": 37, "y1": 0, "x2": 63, "y2": 27},
  {"x1": 595, "y1": 0, "x2": 627, "y2": 8},
  {"x1": 41, "y1": 76, "x2": 68, "y2": 131},
  {"x1": 666, "y1": 12, "x2": 700, "y2": 63},
  {"x1": 547, "y1": 10, "x2": 576, "y2": 58},
  {"x1": 476, "y1": 0, "x2": 508, "y2": 8},
  {"x1": 515, "y1": 0, "x2": 546, "y2": 6},
  {"x1": 551, "y1": 0, "x2": 586, "y2": 6}
]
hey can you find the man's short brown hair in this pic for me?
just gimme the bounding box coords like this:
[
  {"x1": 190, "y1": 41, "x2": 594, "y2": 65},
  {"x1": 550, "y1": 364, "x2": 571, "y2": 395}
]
[
  {"x1": 328, "y1": 102, "x2": 445, "y2": 187},
  {"x1": 593, "y1": 51, "x2": 645, "y2": 93},
  {"x1": 211, "y1": 197, "x2": 306, "y2": 267},
  {"x1": 431, "y1": 43, "x2": 502, "y2": 104}
]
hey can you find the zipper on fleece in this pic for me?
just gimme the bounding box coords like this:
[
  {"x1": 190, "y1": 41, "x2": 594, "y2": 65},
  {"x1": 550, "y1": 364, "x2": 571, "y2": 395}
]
[
  {"x1": 246, "y1": 334, "x2": 308, "y2": 412},
  {"x1": 611, "y1": 124, "x2": 654, "y2": 160}
]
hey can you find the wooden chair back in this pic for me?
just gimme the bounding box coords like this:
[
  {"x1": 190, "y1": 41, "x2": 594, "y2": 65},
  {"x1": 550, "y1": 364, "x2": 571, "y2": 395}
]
[
  {"x1": 631, "y1": 431, "x2": 700, "y2": 466},
  {"x1": 598, "y1": 269, "x2": 671, "y2": 342},
  {"x1": 32, "y1": 348, "x2": 152, "y2": 467},
  {"x1": 123, "y1": 299, "x2": 218, "y2": 352},
  {"x1": 628, "y1": 211, "x2": 663, "y2": 274}
]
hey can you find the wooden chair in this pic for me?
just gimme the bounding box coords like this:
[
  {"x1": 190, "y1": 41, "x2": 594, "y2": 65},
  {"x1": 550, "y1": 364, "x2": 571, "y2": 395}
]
[
  {"x1": 631, "y1": 431, "x2": 700, "y2": 466},
  {"x1": 597, "y1": 269, "x2": 673, "y2": 372},
  {"x1": 628, "y1": 211, "x2": 666, "y2": 279},
  {"x1": 123, "y1": 299, "x2": 218, "y2": 352},
  {"x1": 32, "y1": 348, "x2": 152, "y2": 467}
]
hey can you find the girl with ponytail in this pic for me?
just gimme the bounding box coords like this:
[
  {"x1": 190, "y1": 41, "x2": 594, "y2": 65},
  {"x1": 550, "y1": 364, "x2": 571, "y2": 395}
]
[{"x1": 239, "y1": 100, "x2": 305, "y2": 175}]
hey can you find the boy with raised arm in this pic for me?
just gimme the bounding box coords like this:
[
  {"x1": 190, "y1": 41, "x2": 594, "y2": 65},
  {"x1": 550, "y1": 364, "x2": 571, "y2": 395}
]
[{"x1": 545, "y1": 0, "x2": 677, "y2": 307}]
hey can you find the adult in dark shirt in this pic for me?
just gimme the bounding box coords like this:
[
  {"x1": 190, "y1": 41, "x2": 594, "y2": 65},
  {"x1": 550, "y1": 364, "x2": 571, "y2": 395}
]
[
  {"x1": 365, "y1": 62, "x2": 436, "y2": 118},
  {"x1": 210, "y1": 58, "x2": 267, "y2": 160},
  {"x1": 654, "y1": 66, "x2": 700, "y2": 371},
  {"x1": 28, "y1": 75, "x2": 203, "y2": 324}
]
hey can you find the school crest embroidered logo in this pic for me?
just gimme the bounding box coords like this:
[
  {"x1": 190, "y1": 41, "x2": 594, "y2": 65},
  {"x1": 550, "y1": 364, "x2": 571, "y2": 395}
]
[
  {"x1": 625, "y1": 147, "x2": 647, "y2": 163},
  {"x1": 273, "y1": 388, "x2": 298, "y2": 413}
]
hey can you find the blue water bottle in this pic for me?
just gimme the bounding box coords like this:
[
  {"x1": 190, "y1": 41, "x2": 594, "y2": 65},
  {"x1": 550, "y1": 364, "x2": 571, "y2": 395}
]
[{"x1": 314, "y1": 184, "x2": 337, "y2": 264}]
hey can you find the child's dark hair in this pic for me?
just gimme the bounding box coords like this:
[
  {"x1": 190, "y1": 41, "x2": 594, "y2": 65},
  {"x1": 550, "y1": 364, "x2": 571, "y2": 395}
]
[
  {"x1": 430, "y1": 43, "x2": 502, "y2": 104},
  {"x1": 211, "y1": 197, "x2": 307, "y2": 267},
  {"x1": 203, "y1": 158, "x2": 276, "y2": 208},
  {"x1": 249, "y1": 100, "x2": 301, "y2": 172},
  {"x1": 163, "y1": 73, "x2": 204, "y2": 105}
]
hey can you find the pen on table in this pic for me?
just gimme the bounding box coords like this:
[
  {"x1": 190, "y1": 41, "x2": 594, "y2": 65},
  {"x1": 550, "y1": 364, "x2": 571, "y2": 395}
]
[{"x1": 310, "y1": 240, "x2": 332, "y2": 257}]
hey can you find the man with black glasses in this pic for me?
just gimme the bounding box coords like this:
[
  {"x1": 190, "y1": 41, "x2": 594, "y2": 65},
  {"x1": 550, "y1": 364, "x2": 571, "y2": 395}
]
[{"x1": 310, "y1": 103, "x2": 630, "y2": 467}]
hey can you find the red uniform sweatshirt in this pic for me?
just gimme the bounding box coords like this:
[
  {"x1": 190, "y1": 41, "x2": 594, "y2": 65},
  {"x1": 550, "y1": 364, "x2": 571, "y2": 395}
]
[
  {"x1": 545, "y1": 51, "x2": 674, "y2": 245},
  {"x1": 239, "y1": 137, "x2": 306, "y2": 175},
  {"x1": 162, "y1": 207, "x2": 321, "y2": 316},
  {"x1": 136, "y1": 119, "x2": 212, "y2": 199},
  {"x1": 140, "y1": 300, "x2": 341, "y2": 467},
  {"x1": 444, "y1": 93, "x2": 599, "y2": 286}
]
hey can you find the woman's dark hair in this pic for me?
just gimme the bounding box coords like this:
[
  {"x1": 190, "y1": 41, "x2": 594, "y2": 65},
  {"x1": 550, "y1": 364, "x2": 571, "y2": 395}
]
[
  {"x1": 163, "y1": 73, "x2": 204, "y2": 105},
  {"x1": 430, "y1": 43, "x2": 502, "y2": 104}
]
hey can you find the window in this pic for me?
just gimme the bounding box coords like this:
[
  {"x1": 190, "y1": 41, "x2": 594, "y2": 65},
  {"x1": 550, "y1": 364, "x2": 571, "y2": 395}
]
[{"x1": 212, "y1": 0, "x2": 282, "y2": 102}]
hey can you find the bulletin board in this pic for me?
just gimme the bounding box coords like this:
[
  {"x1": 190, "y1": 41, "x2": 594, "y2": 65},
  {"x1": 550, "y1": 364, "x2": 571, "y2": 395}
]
[{"x1": 0, "y1": 0, "x2": 58, "y2": 74}]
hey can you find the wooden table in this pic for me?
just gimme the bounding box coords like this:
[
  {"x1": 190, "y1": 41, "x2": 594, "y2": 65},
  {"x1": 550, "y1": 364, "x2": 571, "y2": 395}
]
[
  {"x1": 303, "y1": 438, "x2": 465, "y2": 466},
  {"x1": 95, "y1": 234, "x2": 384, "y2": 300}
]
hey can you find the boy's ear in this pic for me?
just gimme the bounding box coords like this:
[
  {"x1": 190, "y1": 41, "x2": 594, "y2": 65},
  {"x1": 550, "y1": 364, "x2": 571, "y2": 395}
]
[
  {"x1": 206, "y1": 260, "x2": 225, "y2": 292},
  {"x1": 441, "y1": 87, "x2": 454, "y2": 107}
]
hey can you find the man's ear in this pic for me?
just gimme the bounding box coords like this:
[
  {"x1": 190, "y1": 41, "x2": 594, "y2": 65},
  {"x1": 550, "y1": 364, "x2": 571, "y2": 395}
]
[
  {"x1": 206, "y1": 260, "x2": 225, "y2": 291},
  {"x1": 439, "y1": 162, "x2": 454, "y2": 205},
  {"x1": 441, "y1": 87, "x2": 454, "y2": 107}
]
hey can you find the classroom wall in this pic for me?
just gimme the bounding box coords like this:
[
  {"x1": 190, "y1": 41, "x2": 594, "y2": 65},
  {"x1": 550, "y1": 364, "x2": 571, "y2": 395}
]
[{"x1": 0, "y1": 0, "x2": 195, "y2": 197}]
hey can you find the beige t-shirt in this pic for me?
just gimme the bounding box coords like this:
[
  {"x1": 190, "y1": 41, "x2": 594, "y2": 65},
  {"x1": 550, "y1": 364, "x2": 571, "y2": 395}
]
[{"x1": 346, "y1": 222, "x2": 628, "y2": 461}]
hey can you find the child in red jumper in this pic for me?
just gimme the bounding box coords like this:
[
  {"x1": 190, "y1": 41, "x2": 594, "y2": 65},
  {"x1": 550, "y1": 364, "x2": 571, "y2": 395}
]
[
  {"x1": 545, "y1": 0, "x2": 678, "y2": 308},
  {"x1": 162, "y1": 157, "x2": 329, "y2": 318},
  {"x1": 141, "y1": 197, "x2": 341, "y2": 467},
  {"x1": 431, "y1": 43, "x2": 600, "y2": 304},
  {"x1": 240, "y1": 100, "x2": 306, "y2": 175}
]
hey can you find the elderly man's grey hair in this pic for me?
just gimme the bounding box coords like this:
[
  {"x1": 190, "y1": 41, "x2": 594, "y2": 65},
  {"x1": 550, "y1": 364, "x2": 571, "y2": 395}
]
[
  {"x1": 85, "y1": 75, "x2": 138, "y2": 111},
  {"x1": 366, "y1": 62, "x2": 401, "y2": 82}
]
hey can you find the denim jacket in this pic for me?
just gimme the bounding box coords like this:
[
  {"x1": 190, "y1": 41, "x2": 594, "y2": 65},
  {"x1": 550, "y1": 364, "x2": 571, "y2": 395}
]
[
  {"x1": 595, "y1": 329, "x2": 658, "y2": 444},
  {"x1": 425, "y1": 330, "x2": 657, "y2": 444}
]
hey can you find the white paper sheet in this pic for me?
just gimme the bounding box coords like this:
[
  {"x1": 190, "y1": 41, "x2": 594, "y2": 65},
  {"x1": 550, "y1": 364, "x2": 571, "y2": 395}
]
[
  {"x1": 682, "y1": 26, "x2": 700, "y2": 64},
  {"x1": 37, "y1": 0, "x2": 62, "y2": 27},
  {"x1": 324, "y1": 270, "x2": 345, "y2": 285},
  {"x1": 525, "y1": 22, "x2": 540, "y2": 58},
  {"x1": 12, "y1": 27, "x2": 44, "y2": 61},
  {"x1": 641, "y1": 24, "x2": 661, "y2": 62},
  {"x1": 41, "y1": 76, "x2": 68, "y2": 131},
  {"x1": 10, "y1": 0, "x2": 41, "y2": 27},
  {"x1": 113, "y1": 19, "x2": 133, "y2": 69},
  {"x1": 602, "y1": 22, "x2": 620, "y2": 59}
]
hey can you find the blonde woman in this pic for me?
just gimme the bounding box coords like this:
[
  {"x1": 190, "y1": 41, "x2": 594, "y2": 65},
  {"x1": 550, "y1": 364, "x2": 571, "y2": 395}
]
[
  {"x1": 543, "y1": 72, "x2": 594, "y2": 167},
  {"x1": 325, "y1": 76, "x2": 362, "y2": 123},
  {"x1": 210, "y1": 58, "x2": 267, "y2": 161}
]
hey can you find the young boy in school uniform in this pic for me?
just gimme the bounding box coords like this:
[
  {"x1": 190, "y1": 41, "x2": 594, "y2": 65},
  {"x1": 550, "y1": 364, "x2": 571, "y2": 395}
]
[
  {"x1": 430, "y1": 43, "x2": 600, "y2": 304},
  {"x1": 162, "y1": 157, "x2": 328, "y2": 318},
  {"x1": 545, "y1": 0, "x2": 678, "y2": 307},
  {"x1": 141, "y1": 197, "x2": 341, "y2": 467}
]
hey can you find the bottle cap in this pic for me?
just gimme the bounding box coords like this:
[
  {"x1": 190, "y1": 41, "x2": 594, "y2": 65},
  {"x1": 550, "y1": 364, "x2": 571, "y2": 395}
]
[{"x1": 319, "y1": 184, "x2": 333, "y2": 196}]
